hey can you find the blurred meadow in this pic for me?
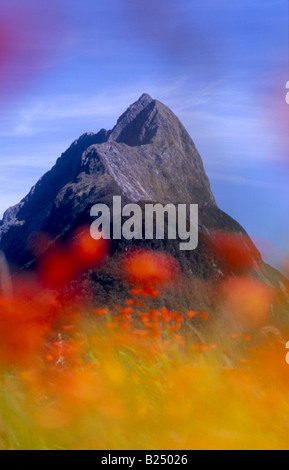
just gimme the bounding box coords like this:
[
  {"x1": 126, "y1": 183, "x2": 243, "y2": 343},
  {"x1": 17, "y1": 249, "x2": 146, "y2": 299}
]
[{"x1": 0, "y1": 227, "x2": 289, "y2": 450}]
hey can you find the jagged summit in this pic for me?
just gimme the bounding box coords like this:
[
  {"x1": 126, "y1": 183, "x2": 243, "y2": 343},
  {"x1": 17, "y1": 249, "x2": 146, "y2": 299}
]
[
  {"x1": 85, "y1": 94, "x2": 217, "y2": 205},
  {"x1": 139, "y1": 92, "x2": 154, "y2": 102},
  {"x1": 111, "y1": 93, "x2": 153, "y2": 135}
]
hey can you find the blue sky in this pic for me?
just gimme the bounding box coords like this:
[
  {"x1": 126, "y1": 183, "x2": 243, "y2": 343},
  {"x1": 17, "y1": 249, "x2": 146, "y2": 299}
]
[{"x1": 0, "y1": 0, "x2": 288, "y2": 269}]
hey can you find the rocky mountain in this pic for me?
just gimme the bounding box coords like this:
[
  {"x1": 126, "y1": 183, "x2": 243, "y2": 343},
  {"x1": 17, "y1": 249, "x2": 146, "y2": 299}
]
[{"x1": 0, "y1": 93, "x2": 288, "y2": 322}]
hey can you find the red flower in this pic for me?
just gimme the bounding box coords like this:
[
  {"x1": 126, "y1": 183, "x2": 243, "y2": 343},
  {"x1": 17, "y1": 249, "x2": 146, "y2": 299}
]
[
  {"x1": 123, "y1": 250, "x2": 180, "y2": 286},
  {"x1": 186, "y1": 311, "x2": 199, "y2": 319},
  {"x1": 69, "y1": 226, "x2": 109, "y2": 271},
  {"x1": 39, "y1": 246, "x2": 77, "y2": 287},
  {"x1": 200, "y1": 312, "x2": 209, "y2": 321},
  {"x1": 94, "y1": 308, "x2": 109, "y2": 317},
  {"x1": 120, "y1": 307, "x2": 134, "y2": 317},
  {"x1": 222, "y1": 277, "x2": 275, "y2": 326},
  {"x1": 130, "y1": 288, "x2": 143, "y2": 297},
  {"x1": 38, "y1": 226, "x2": 109, "y2": 288},
  {"x1": 206, "y1": 230, "x2": 259, "y2": 271}
]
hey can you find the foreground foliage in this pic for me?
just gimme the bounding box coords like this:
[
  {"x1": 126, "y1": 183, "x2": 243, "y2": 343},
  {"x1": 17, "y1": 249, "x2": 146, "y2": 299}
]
[{"x1": 0, "y1": 229, "x2": 288, "y2": 450}]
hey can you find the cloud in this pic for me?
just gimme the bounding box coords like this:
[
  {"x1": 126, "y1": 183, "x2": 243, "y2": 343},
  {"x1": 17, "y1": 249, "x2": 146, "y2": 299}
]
[
  {"x1": 0, "y1": 79, "x2": 187, "y2": 138},
  {"x1": 0, "y1": 76, "x2": 286, "y2": 171},
  {"x1": 209, "y1": 172, "x2": 289, "y2": 191}
]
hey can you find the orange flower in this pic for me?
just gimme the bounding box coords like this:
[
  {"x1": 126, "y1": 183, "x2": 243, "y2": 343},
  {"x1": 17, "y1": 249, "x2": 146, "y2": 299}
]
[
  {"x1": 168, "y1": 324, "x2": 181, "y2": 333},
  {"x1": 222, "y1": 277, "x2": 275, "y2": 326},
  {"x1": 69, "y1": 225, "x2": 109, "y2": 271},
  {"x1": 119, "y1": 321, "x2": 131, "y2": 331},
  {"x1": 94, "y1": 308, "x2": 109, "y2": 317},
  {"x1": 61, "y1": 325, "x2": 75, "y2": 332},
  {"x1": 39, "y1": 246, "x2": 77, "y2": 287},
  {"x1": 131, "y1": 329, "x2": 150, "y2": 339},
  {"x1": 142, "y1": 287, "x2": 160, "y2": 298},
  {"x1": 200, "y1": 312, "x2": 209, "y2": 320},
  {"x1": 125, "y1": 299, "x2": 135, "y2": 306},
  {"x1": 160, "y1": 308, "x2": 173, "y2": 323},
  {"x1": 206, "y1": 230, "x2": 259, "y2": 271},
  {"x1": 186, "y1": 311, "x2": 199, "y2": 319},
  {"x1": 149, "y1": 310, "x2": 160, "y2": 321},
  {"x1": 120, "y1": 307, "x2": 134, "y2": 317},
  {"x1": 130, "y1": 288, "x2": 143, "y2": 297},
  {"x1": 45, "y1": 339, "x2": 83, "y2": 365},
  {"x1": 242, "y1": 334, "x2": 251, "y2": 342},
  {"x1": 123, "y1": 250, "x2": 180, "y2": 286},
  {"x1": 172, "y1": 313, "x2": 183, "y2": 324}
]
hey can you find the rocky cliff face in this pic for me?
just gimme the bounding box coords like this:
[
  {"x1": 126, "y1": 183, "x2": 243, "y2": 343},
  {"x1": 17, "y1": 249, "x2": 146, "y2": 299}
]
[
  {"x1": 0, "y1": 93, "x2": 287, "y2": 320},
  {"x1": 0, "y1": 93, "x2": 219, "y2": 265}
]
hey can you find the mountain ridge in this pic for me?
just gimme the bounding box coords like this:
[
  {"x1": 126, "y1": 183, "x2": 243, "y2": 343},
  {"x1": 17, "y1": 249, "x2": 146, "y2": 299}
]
[{"x1": 0, "y1": 92, "x2": 219, "y2": 267}]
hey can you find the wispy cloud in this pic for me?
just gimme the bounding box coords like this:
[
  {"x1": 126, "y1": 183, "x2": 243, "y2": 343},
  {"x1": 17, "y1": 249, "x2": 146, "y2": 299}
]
[
  {"x1": 209, "y1": 172, "x2": 289, "y2": 191},
  {"x1": 0, "y1": 79, "x2": 187, "y2": 138}
]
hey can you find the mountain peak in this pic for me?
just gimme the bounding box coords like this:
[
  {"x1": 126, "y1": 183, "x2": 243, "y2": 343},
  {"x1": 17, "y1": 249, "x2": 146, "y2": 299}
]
[
  {"x1": 0, "y1": 93, "x2": 218, "y2": 266},
  {"x1": 138, "y1": 92, "x2": 153, "y2": 103},
  {"x1": 109, "y1": 93, "x2": 188, "y2": 148},
  {"x1": 92, "y1": 94, "x2": 217, "y2": 205},
  {"x1": 109, "y1": 93, "x2": 154, "y2": 143},
  {"x1": 118, "y1": 93, "x2": 153, "y2": 123}
]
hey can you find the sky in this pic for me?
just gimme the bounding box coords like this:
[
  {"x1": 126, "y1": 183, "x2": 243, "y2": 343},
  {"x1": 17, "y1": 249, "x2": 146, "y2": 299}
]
[{"x1": 0, "y1": 0, "x2": 288, "y2": 270}]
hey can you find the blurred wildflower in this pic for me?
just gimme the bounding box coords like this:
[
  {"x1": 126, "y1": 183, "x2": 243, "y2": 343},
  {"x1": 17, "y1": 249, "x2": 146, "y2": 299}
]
[
  {"x1": 222, "y1": 277, "x2": 275, "y2": 326},
  {"x1": 186, "y1": 311, "x2": 199, "y2": 319},
  {"x1": 69, "y1": 226, "x2": 109, "y2": 271},
  {"x1": 206, "y1": 230, "x2": 259, "y2": 271},
  {"x1": 123, "y1": 250, "x2": 180, "y2": 286}
]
